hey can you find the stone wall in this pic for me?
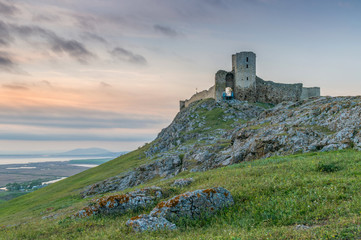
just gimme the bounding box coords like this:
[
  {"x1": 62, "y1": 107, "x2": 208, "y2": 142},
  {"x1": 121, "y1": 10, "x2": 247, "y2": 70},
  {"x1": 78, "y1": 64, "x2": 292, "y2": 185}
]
[
  {"x1": 235, "y1": 84, "x2": 257, "y2": 102},
  {"x1": 255, "y1": 77, "x2": 303, "y2": 104},
  {"x1": 301, "y1": 87, "x2": 321, "y2": 100},
  {"x1": 180, "y1": 75, "x2": 319, "y2": 110},
  {"x1": 215, "y1": 70, "x2": 228, "y2": 101},
  {"x1": 180, "y1": 85, "x2": 215, "y2": 110}
]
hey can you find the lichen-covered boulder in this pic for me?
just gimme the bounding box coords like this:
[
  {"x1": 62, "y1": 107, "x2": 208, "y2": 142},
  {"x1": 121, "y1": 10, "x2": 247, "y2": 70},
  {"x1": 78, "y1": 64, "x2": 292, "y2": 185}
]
[
  {"x1": 75, "y1": 187, "x2": 162, "y2": 218},
  {"x1": 171, "y1": 178, "x2": 194, "y2": 187},
  {"x1": 150, "y1": 187, "x2": 233, "y2": 222},
  {"x1": 126, "y1": 214, "x2": 177, "y2": 232}
]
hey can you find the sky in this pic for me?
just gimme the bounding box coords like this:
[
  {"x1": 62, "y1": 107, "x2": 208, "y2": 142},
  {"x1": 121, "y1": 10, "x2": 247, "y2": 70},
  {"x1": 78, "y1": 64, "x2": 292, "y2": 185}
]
[{"x1": 0, "y1": 0, "x2": 361, "y2": 154}]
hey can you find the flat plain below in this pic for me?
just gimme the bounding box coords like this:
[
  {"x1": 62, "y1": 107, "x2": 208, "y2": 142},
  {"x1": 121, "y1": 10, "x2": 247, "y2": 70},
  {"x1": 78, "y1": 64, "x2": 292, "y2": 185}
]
[{"x1": 0, "y1": 161, "x2": 92, "y2": 187}]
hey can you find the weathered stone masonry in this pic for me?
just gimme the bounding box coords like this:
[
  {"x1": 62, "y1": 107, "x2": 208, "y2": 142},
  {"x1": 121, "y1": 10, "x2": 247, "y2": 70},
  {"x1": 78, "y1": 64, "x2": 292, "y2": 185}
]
[{"x1": 180, "y1": 51, "x2": 320, "y2": 110}]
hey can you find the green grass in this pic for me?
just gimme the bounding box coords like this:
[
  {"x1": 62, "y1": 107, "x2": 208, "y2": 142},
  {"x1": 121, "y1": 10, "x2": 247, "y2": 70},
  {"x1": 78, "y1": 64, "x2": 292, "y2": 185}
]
[
  {"x1": 251, "y1": 102, "x2": 275, "y2": 109},
  {"x1": 306, "y1": 125, "x2": 336, "y2": 135},
  {"x1": 247, "y1": 122, "x2": 271, "y2": 130},
  {"x1": 189, "y1": 106, "x2": 235, "y2": 135},
  {"x1": 2, "y1": 149, "x2": 361, "y2": 239},
  {"x1": 0, "y1": 192, "x2": 27, "y2": 203}
]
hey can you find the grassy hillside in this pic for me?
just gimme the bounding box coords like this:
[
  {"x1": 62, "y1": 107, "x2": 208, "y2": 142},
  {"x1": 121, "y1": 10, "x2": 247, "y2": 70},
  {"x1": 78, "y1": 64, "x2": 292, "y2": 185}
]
[
  {"x1": 0, "y1": 192, "x2": 27, "y2": 204},
  {"x1": 0, "y1": 143, "x2": 151, "y2": 225},
  {"x1": 2, "y1": 149, "x2": 361, "y2": 239}
]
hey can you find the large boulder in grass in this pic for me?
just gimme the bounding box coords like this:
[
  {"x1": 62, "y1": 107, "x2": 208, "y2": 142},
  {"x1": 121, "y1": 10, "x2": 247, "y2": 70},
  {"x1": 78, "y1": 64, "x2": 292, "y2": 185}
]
[
  {"x1": 74, "y1": 187, "x2": 162, "y2": 218},
  {"x1": 126, "y1": 214, "x2": 177, "y2": 232},
  {"x1": 127, "y1": 187, "x2": 233, "y2": 232},
  {"x1": 150, "y1": 187, "x2": 233, "y2": 222}
]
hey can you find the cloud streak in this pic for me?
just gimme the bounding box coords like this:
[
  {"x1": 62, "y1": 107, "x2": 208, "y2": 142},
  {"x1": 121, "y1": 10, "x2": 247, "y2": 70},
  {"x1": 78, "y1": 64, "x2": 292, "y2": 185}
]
[
  {"x1": 153, "y1": 24, "x2": 180, "y2": 37},
  {"x1": 0, "y1": 19, "x2": 96, "y2": 64},
  {"x1": 0, "y1": 0, "x2": 19, "y2": 17},
  {"x1": 1, "y1": 80, "x2": 51, "y2": 90},
  {"x1": 81, "y1": 32, "x2": 107, "y2": 43},
  {"x1": 0, "y1": 51, "x2": 23, "y2": 73},
  {"x1": 0, "y1": 52, "x2": 14, "y2": 68},
  {"x1": 0, "y1": 105, "x2": 166, "y2": 129},
  {"x1": 11, "y1": 23, "x2": 95, "y2": 63},
  {"x1": 70, "y1": 12, "x2": 102, "y2": 31},
  {"x1": 2, "y1": 83, "x2": 29, "y2": 90},
  {"x1": 110, "y1": 47, "x2": 147, "y2": 65},
  {"x1": 0, "y1": 103, "x2": 165, "y2": 142},
  {"x1": 0, "y1": 132, "x2": 153, "y2": 142},
  {"x1": 0, "y1": 20, "x2": 11, "y2": 46}
]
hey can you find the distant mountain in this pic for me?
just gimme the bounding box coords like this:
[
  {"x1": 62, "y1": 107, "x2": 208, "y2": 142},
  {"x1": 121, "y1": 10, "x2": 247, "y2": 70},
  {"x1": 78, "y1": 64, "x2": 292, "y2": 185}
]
[
  {"x1": 0, "y1": 148, "x2": 127, "y2": 159},
  {"x1": 53, "y1": 148, "x2": 124, "y2": 157}
]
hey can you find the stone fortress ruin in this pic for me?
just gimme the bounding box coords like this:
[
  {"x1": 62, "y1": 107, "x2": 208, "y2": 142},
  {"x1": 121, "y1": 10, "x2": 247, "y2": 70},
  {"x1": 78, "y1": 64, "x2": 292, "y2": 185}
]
[{"x1": 180, "y1": 51, "x2": 320, "y2": 110}]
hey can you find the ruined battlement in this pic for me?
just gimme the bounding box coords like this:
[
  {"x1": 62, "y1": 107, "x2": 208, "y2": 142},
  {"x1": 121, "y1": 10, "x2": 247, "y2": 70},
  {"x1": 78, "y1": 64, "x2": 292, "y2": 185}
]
[{"x1": 180, "y1": 51, "x2": 320, "y2": 110}]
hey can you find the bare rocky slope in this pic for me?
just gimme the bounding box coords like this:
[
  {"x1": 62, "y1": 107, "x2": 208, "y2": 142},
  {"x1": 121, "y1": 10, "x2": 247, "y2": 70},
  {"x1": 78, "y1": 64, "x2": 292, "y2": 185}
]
[{"x1": 82, "y1": 96, "x2": 361, "y2": 197}]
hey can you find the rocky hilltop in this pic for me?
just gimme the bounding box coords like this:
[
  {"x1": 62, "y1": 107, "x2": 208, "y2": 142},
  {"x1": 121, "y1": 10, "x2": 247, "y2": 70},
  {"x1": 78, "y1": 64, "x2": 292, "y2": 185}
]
[
  {"x1": 4, "y1": 96, "x2": 361, "y2": 239},
  {"x1": 82, "y1": 96, "x2": 361, "y2": 197}
]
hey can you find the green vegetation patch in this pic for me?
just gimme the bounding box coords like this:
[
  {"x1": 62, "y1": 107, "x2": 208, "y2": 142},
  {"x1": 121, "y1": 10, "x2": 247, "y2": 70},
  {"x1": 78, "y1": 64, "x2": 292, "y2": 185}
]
[
  {"x1": 316, "y1": 160, "x2": 342, "y2": 173},
  {"x1": 195, "y1": 107, "x2": 234, "y2": 133},
  {"x1": 306, "y1": 125, "x2": 336, "y2": 135},
  {"x1": 0, "y1": 192, "x2": 27, "y2": 203},
  {"x1": 5, "y1": 178, "x2": 53, "y2": 191},
  {"x1": 246, "y1": 121, "x2": 271, "y2": 130}
]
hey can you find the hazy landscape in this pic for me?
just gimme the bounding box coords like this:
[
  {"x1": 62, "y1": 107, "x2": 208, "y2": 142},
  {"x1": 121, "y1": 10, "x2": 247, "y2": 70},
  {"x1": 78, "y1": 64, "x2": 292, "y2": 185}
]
[
  {"x1": 0, "y1": 148, "x2": 125, "y2": 203},
  {"x1": 1, "y1": 0, "x2": 361, "y2": 239}
]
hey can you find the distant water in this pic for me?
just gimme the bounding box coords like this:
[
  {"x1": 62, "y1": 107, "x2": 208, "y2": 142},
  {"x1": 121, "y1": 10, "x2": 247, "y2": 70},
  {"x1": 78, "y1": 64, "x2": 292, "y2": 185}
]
[
  {"x1": 70, "y1": 164, "x2": 98, "y2": 168},
  {"x1": 0, "y1": 157, "x2": 108, "y2": 165},
  {"x1": 6, "y1": 167, "x2": 37, "y2": 170}
]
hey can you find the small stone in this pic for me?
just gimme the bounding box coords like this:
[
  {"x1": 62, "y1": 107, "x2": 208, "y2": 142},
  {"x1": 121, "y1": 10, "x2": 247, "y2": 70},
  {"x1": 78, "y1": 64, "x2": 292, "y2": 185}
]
[
  {"x1": 171, "y1": 178, "x2": 194, "y2": 187},
  {"x1": 126, "y1": 214, "x2": 177, "y2": 232},
  {"x1": 321, "y1": 144, "x2": 338, "y2": 152},
  {"x1": 295, "y1": 224, "x2": 311, "y2": 230}
]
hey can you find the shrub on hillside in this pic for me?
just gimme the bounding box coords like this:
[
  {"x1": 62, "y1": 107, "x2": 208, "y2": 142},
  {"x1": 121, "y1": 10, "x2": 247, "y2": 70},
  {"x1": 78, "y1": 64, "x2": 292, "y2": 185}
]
[{"x1": 316, "y1": 161, "x2": 341, "y2": 173}]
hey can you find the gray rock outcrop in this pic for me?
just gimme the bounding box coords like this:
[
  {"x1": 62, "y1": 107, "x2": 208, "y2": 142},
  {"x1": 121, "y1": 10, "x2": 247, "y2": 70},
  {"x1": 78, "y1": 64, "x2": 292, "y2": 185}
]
[
  {"x1": 150, "y1": 187, "x2": 233, "y2": 222},
  {"x1": 75, "y1": 187, "x2": 162, "y2": 218},
  {"x1": 81, "y1": 96, "x2": 361, "y2": 198},
  {"x1": 145, "y1": 99, "x2": 264, "y2": 157},
  {"x1": 127, "y1": 187, "x2": 233, "y2": 232},
  {"x1": 229, "y1": 96, "x2": 361, "y2": 164}
]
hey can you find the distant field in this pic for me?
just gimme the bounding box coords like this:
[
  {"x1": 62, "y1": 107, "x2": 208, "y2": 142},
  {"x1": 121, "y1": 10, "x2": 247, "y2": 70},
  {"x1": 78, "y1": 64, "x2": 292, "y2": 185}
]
[
  {"x1": 0, "y1": 159, "x2": 114, "y2": 188},
  {"x1": 68, "y1": 158, "x2": 112, "y2": 165},
  {"x1": 0, "y1": 158, "x2": 114, "y2": 203}
]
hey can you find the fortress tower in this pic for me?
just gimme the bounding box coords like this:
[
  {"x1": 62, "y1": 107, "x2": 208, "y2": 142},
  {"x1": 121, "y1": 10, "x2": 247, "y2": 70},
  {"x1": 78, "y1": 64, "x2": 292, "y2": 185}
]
[
  {"x1": 180, "y1": 51, "x2": 320, "y2": 110},
  {"x1": 215, "y1": 51, "x2": 257, "y2": 102},
  {"x1": 233, "y1": 52, "x2": 256, "y2": 87},
  {"x1": 232, "y1": 52, "x2": 256, "y2": 101}
]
